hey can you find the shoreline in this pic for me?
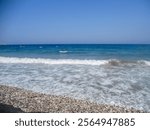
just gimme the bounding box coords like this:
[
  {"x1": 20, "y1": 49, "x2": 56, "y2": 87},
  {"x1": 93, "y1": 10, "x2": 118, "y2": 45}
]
[{"x1": 0, "y1": 85, "x2": 143, "y2": 113}]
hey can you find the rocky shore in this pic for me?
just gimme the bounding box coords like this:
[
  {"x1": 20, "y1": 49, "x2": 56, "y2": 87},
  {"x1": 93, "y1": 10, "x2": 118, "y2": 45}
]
[{"x1": 0, "y1": 85, "x2": 143, "y2": 113}]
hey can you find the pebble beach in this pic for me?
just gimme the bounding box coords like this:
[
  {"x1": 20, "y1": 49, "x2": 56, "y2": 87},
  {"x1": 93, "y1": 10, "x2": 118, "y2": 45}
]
[{"x1": 0, "y1": 85, "x2": 143, "y2": 113}]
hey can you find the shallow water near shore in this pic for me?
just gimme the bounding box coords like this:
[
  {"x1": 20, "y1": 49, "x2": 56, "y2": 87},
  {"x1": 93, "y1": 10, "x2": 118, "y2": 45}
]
[{"x1": 0, "y1": 44, "x2": 150, "y2": 112}]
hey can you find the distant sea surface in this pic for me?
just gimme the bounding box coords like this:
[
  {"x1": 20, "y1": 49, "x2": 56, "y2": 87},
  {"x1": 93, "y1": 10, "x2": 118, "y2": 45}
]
[{"x1": 0, "y1": 44, "x2": 150, "y2": 111}]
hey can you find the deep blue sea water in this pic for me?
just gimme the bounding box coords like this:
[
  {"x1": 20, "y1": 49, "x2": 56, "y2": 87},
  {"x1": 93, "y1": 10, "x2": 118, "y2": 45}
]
[
  {"x1": 0, "y1": 44, "x2": 150, "y2": 111},
  {"x1": 0, "y1": 44, "x2": 150, "y2": 60}
]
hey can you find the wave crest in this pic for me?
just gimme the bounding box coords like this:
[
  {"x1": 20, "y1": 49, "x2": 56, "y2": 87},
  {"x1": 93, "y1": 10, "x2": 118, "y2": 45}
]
[
  {"x1": 0, "y1": 56, "x2": 149, "y2": 66},
  {"x1": 59, "y1": 50, "x2": 68, "y2": 53},
  {"x1": 0, "y1": 56, "x2": 108, "y2": 65}
]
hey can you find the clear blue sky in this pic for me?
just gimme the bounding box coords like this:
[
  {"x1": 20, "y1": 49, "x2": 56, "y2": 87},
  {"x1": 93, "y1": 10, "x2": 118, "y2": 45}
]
[{"x1": 0, "y1": 0, "x2": 150, "y2": 44}]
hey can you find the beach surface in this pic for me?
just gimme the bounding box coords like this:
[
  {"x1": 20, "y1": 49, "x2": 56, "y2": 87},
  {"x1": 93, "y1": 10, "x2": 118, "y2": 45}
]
[{"x1": 0, "y1": 85, "x2": 142, "y2": 113}]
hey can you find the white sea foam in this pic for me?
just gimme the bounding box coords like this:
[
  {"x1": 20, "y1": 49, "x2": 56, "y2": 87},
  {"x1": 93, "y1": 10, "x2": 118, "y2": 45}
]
[
  {"x1": 0, "y1": 56, "x2": 108, "y2": 65},
  {"x1": 0, "y1": 56, "x2": 150, "y2": 111},
  {"x1": 59, "y1": 50, "x2": 68, "y2": 53},
  {"x1": 138, "y1": 60, "x2": 150, "y2": 66}
]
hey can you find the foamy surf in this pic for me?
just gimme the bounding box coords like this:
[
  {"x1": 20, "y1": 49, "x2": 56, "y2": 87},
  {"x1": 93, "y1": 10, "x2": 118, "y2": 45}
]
[{"x1": 0, "y1": 56, "x2": 150, "y2": 112}]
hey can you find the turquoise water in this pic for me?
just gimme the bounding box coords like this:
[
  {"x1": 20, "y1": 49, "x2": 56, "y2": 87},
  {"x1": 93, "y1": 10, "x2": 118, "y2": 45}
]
[
  {"x1": 0, "y1": 44, "x2": 150, "y2": 111},
  {"x1": 0, "y1": 44, "x2": 150, "y2": 60}
]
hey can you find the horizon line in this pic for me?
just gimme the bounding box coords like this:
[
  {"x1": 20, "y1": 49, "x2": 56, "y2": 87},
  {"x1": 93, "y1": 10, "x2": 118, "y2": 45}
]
[{"x1": 0, "y1": 42, "x2": 150, "y2": 45}]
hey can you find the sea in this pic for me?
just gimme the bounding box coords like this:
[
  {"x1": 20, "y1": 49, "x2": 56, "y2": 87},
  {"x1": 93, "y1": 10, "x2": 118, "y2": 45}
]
[{"x1": 0, "y1": 44, "x2": 150, "y2": 111}]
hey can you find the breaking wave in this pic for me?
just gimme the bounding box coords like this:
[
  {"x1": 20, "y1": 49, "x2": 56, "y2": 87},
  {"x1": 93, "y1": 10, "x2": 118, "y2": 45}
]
[
  {"x1": 59, "y1": 50, "x2": 68, "y2": 53},
  {"x1": 0, "y1": 56, "x2": 150, "y2": 66}
]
